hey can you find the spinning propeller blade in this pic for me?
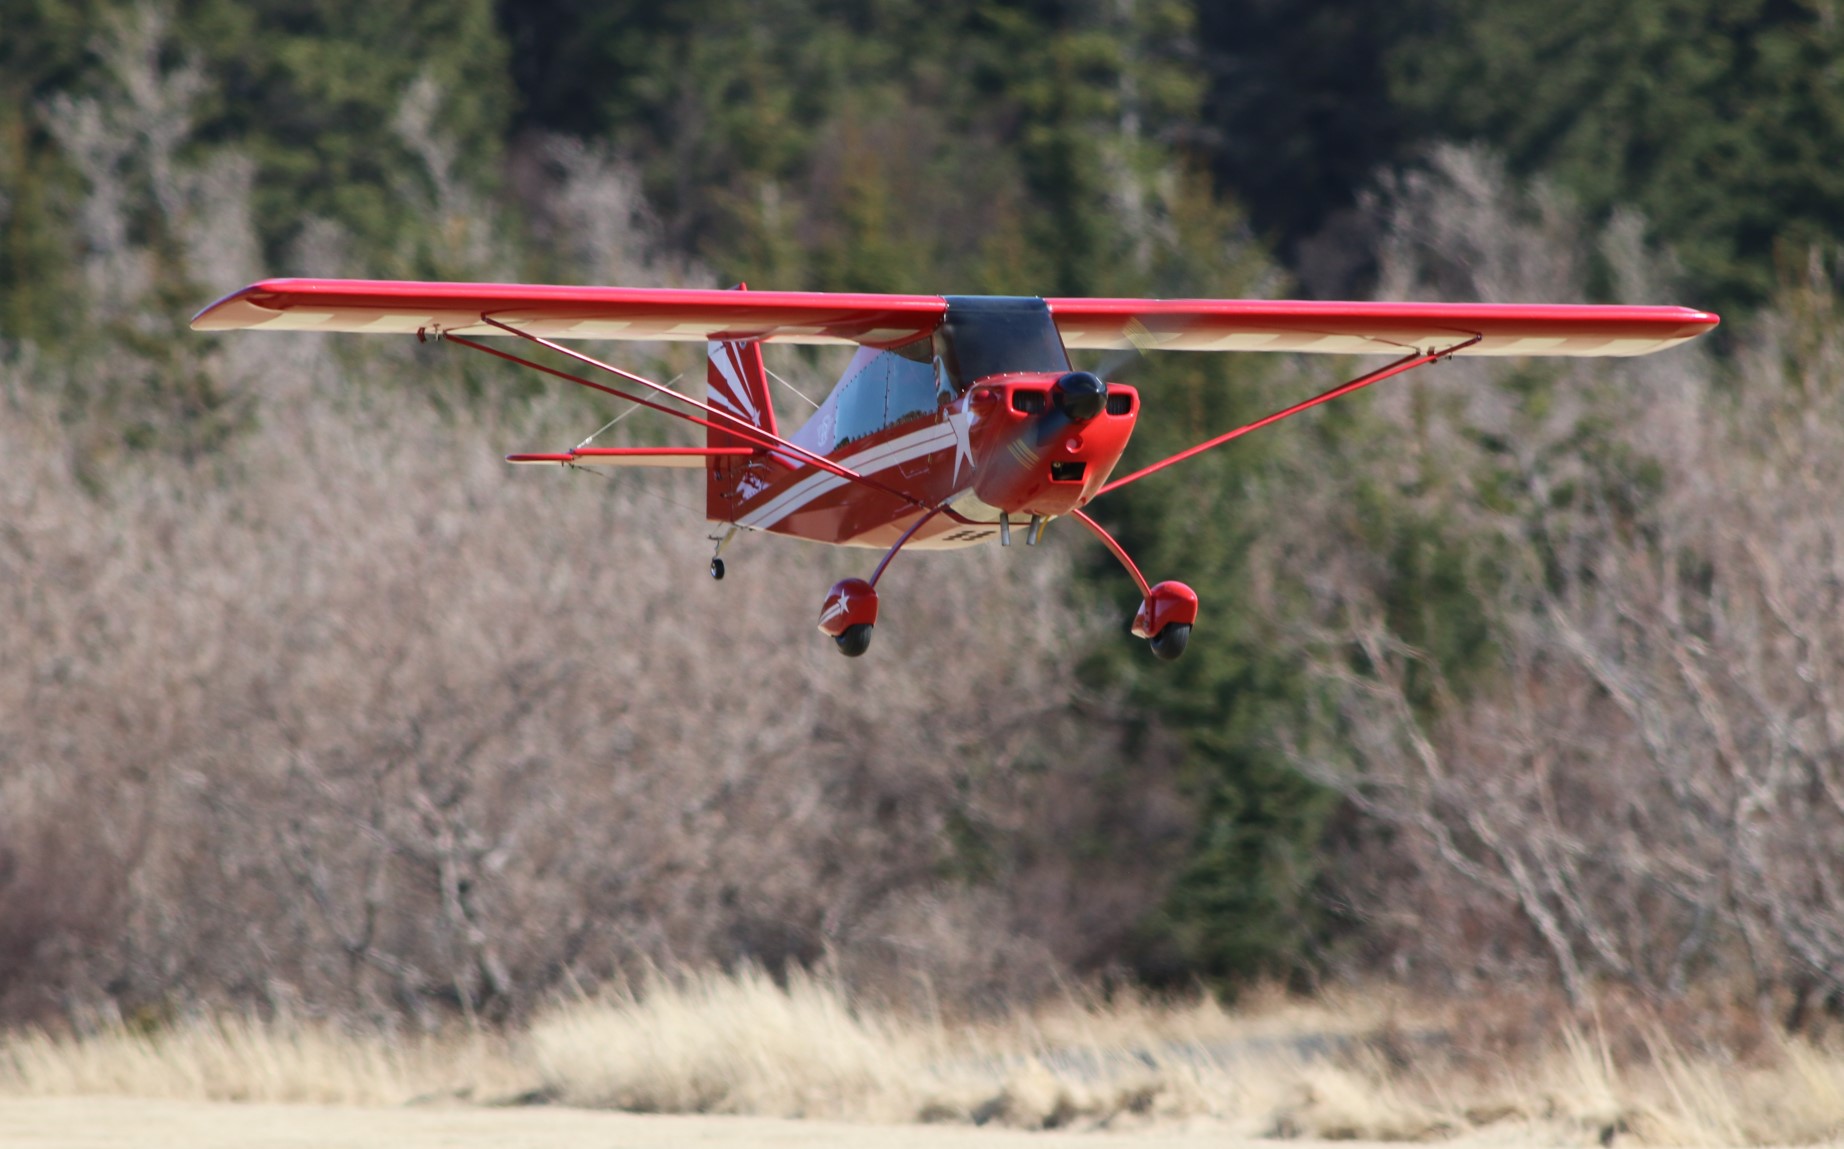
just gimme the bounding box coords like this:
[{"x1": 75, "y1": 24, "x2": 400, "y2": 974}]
[{"x1": 1089, "y1": 318, "x2": 1160, "y2": 380}]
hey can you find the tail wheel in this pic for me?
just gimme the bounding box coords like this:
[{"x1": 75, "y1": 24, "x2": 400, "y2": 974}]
[
  {"x1": 834, "y1": 623, "x2": 874, "y2": 658},
  {"x1": 1148, "y1": 622, "x2": 1191, "y2": 662},
  {"x1": 710, "y1": 557, "x2": 726, "y2": 580}
]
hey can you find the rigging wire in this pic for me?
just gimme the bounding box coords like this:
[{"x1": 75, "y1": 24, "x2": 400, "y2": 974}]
[
  {"x1": 574, "y1": 372, "x2": 683, "y2": 449},
  {"x1": 764, "y1": 365, "x2": 820, "y2": 410},
  {"x1": 560, "y1": 365, "x2": 720, "y2": 523},
  {"x1": 564, "y1": 460, "x2": 709, "y2": 520}
]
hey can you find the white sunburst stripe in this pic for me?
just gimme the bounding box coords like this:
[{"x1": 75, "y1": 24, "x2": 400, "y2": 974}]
[
  {"x1": 708, "y1": 341, "x2": 762, "y2": 425},
  {"x1": 736, "y1": 422, "x2": 959, "y2": 530}
]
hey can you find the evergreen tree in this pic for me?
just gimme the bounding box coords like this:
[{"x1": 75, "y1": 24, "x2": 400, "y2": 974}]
[{"x1": 1389, "y1": 0, "x2": 1844, "y2": 313}]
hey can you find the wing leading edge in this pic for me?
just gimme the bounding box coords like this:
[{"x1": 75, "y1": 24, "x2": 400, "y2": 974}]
[
  {"x1": 192, "y1": 278, "x2": 1718, "y2": 358},
  {"x1": 1046, "y1": 298, "x2": 1719, "y2": 357},
  {"x1": 190, "y1": 279, "x2": 947, "y2": 347}
]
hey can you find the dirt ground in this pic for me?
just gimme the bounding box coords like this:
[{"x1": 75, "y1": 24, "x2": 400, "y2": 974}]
[{"x1": 0, "y1": 1096, "x2": 1515, "y2": 1149}]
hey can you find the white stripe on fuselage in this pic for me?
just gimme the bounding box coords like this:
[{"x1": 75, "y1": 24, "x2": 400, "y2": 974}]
[{"x1": 737, "y1": 422, "x2": 959, "y2": 531}]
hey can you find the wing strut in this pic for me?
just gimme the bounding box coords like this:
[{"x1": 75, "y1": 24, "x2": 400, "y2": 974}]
[
  {"x1": 1094, "y1": 336, "x2": 1482, "y2": 497},
  {"x1": 1069, "y1": 509, "x2": 1151, "y2": 598},
  {"x1": 441, "y1": 322, "x2": 934, "y2": 511}
]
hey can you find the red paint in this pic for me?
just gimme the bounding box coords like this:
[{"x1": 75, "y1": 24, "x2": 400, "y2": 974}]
[
  {"x1": 194, "y1": 280, "x2": 1718, "y2": 357},
  {"x1": 1100, "y1": 339, "x2": 1475, "y2": 495},
  {"x1": 817, "y1": 578, "x2": 879, "y2": 636},
  {"x1": 444, "y1": 332, "x2": 906, "y2": 502},
  {"x1": 871, "y1": 510, "x2": 945, "y2": 587},
  {"x1": 194, "y1": 277, "x2": 1722, "y2": 659},
  {"x1": 964, "y1": 378, "x2": 1138, "y2": 517},
  {"x1": 1070, "y1": 510, "x2": 1151, "y2": 599},
  {"x1": 1131, "y1": 581, "x2": 1199, "y2": 639},
  {"x1": 1046, "y1": 297, "x2": 1718, "y2": 355},
  {"x1": 192, "y1": 278, "x2": 946, "y2": 346},
  {"x1": 573, "y1": 447, "x2": 754, "y2": 460}
]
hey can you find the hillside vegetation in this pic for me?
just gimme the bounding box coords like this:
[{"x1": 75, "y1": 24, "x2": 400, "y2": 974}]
[{"x1": 4, "y1": 0, "x2": 1844, "y2": 1054}]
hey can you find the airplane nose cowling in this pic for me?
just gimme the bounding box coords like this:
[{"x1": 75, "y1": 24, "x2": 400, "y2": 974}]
[{"x1": 1052, "y1": 371, "x2": 1107, "y2": 421}]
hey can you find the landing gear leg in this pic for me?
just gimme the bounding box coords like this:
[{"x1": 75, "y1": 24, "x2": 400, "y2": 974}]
[
  {"x1": 815, "y1": 509, "x2": 943, "y2": 657},
  {"x1": 709, "y1": 526, "x2": 737, "y2": 580},
  {"x1": 1068, "y1": 510, "x2": 1199, "y2": 662}
]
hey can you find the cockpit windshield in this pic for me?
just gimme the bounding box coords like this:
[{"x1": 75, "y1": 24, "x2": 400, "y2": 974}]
[{"x1": 937, "y1": 296, "x2": 1070, "y2": 391}]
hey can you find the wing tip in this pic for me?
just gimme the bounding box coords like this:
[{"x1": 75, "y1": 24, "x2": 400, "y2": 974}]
[{"x1": 190, "y1": 281, "x2": 282, "y2": 331}]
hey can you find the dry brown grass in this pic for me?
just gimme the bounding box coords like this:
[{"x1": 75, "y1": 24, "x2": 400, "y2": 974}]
[
  {"x1": 6, "y1": 971, "x2": 1844, "y2": 1144},
  {"x1": 0, "y1": 1014, "x2": 517, "y2": 1106}
]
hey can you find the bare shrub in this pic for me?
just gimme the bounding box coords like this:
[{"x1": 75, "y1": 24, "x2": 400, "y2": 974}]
[
  {"x1": 38, "y1": 4, "x2": 207, "y2": 320},
  {"x1": 514, "y1": 135, "x2": 703, "y2": 288},
  {"x1": 9, "y1": 7, "x2": 1189, "y2": 1028},
  {"x1": 0, "y1": 353, "x2": 1186, "y2": 1026},
  {"x1": 1265, "y1": 145, "x2": 1844, "y2": 1017}
]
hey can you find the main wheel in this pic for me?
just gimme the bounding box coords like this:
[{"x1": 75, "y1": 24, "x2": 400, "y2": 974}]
[
  {"x1": 834, "y1": 622, "x2": 873, "y2": 658},
  {"x1": 1148, "y1": 622, "x2": 1191, "y2": 662},
  {"x1": 710, "y1": 557, "x2": 726, "y2": 580}
]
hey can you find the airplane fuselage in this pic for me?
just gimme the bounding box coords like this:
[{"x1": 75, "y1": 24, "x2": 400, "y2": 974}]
[
  {"x1": 713, "y1": 375, "x2": 1140, "y2": 549},
  {"x1": 709, "y1": 297, "x2": 1139, "y2": 548}
]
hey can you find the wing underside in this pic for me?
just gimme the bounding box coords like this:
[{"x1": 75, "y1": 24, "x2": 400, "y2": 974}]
[
  {"x1": 192, "y1": 279, "x2": 1718, "y2": 358},
  {"x1": 191, "y1": 279, "x2": 947, "y2": 347},
  {"x1": 1045, "y1": 298, "x2": 1719, "y2": 357}
]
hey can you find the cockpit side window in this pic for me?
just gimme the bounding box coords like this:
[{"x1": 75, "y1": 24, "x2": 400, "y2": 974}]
[
  {"x1": 831, "y1": 335, "x2": 948, "y2": 449},
  {"x1": 883, "y1": 336, "x2": 939, "y2": 427},
  {"x1": 833, "y1": 352, "x2": 886, "y2": 447}
]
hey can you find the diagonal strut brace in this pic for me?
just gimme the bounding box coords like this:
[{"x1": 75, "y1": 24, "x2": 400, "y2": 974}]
[
  {"x1": 441, "y1": 320, "x2": 937, "y2": 512},
  {"x1": 1094, "y1": 335, "x2": 1482, "y2": 497}
]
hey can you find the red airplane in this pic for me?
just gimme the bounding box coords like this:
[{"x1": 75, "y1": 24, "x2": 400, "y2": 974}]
[{"x1": 193, "y1": 281, "x2": 1718, "y2": 660}]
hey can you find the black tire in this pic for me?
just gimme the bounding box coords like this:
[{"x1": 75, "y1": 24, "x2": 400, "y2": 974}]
[
  {"x1": 1148, "y1": 622, "x2": 1191, "y2": 662},
  {"x1": 710, "y1": 558, "x2": 726, "y2": 580},
  {"x1": 834, "y1": 623, "x2": 873, "y2": 658}
]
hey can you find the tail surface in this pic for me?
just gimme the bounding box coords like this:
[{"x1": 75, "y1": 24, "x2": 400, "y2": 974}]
[
  {"x1": 706, "y1": 337, "x2": 776, "y2": 445},
  {"x1": 705, "y1": 302, "x2": 776, "y2": 520}
]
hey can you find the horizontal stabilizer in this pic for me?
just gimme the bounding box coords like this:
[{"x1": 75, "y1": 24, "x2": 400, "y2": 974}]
[{"x1": 507, "y1": 446, "x2": 756, "y2": 468}]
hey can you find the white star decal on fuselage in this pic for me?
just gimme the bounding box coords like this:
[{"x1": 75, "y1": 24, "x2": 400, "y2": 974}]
[{"x1": 946, "y1": 401, "x2": 974, "y2": 483}]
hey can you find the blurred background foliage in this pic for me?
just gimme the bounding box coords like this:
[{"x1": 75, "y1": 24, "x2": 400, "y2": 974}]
[{"x1": 5, "y1": 0, "x2": 1844, "y2": 1021}]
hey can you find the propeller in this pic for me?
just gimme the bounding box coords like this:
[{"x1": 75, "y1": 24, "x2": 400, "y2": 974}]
[
  {"x1": 1086, "y1": 317, "x2": 1161, "y2": 382},
  {"x1": 1029, "y1": 317, "x2": 1163, "y2": 443},
  {"x1": 1030, "y1": 369, "x2": 1108, "y2": 448},
  {"x1": 1051, "y1": 370, "x2": 1107, "y2": 420}
]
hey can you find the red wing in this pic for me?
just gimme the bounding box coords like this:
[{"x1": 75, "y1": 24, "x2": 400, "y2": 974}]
[
  {"x1": 191, "y1": 278, "x2": 946, "y2": 348},
  {"x1": 1048, "y1": 298, "x2": 1719, "y2": 357},
  {"x1": 193, "y1": 280, "x2": 1718, "y2": 358}
]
